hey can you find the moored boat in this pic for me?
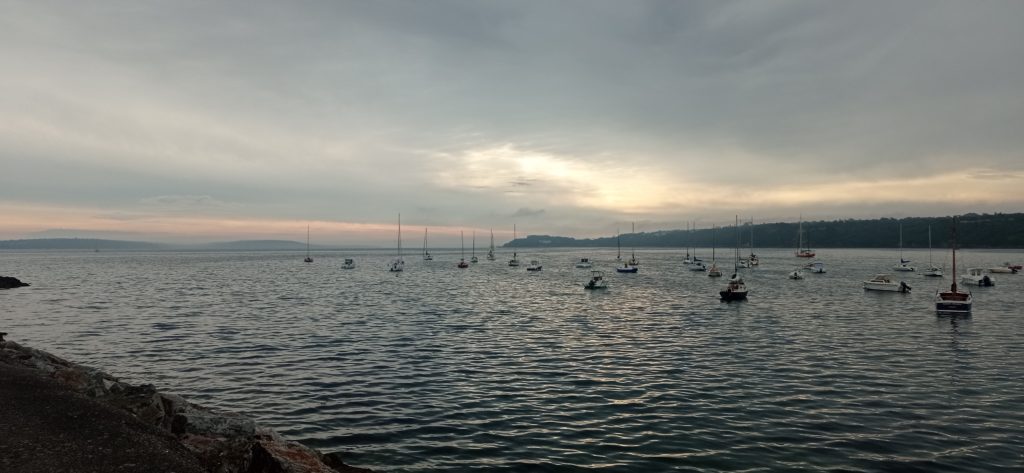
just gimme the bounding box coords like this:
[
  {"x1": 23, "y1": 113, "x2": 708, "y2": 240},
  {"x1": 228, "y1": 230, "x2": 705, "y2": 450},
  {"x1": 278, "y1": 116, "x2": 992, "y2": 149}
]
[
  {"x1": 584, "y1": 271, "x2": 608, "y2": 290},
  {"x1": 936, "y1": 218, "x2": 972, "y2": 315},
  {"x1": 863, "y1": 274, "x2": 911, "y2": 292},
  {"x1": 719, "y1": 216, "x2": 748, "y2": 301},
  {"x1": 961, "y1": 268, "x2": 994, "y2": 287},
  {"x1": 526, "y1": 260, "x2": 542, "y2": 271}
]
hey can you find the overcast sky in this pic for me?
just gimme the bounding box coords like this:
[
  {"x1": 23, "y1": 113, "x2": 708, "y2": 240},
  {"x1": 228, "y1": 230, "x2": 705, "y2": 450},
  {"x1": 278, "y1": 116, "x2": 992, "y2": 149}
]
[{"x1": 2, "y1": 1, "x2": 1022, "y2": 245}]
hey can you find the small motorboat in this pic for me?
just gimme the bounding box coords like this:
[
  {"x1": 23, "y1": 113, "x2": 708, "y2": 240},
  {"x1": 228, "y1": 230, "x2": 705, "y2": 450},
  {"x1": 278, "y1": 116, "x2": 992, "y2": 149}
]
[
  {"x1": 810, "y1": 261, "x2": 826, "y2": 274},
  {"x1": 575, "y1": 258, "x2": 593, "y2": 268},
  {"x1": 922, "y1": 265, "x2": 943, "y2": 277},
  {"x1": 863, "y1": 274, "x2": 911, "y2": 293},
  {"x1": 526, "y1": 260, "x2": 543, "y2": 271},
  {"x1": 388, "y1": 258, "x2": 405, "y2": 272},
  {"x1": 341, "y1": 258, "x2": 356, "y2": 269},
  {"x1": 961, "y1": 268, "x2": 995, "y2": 286},
  {"x1": 987, "y1": 266, "x2": 1017, "y2": 274},
  {"x1": 584, "y1": 271, "x2": 608, "y2": 290},
  {"x1": 616, "y1": 263, "x2": 638, "y2": 273},
  {"x1": 707, "y1": 263, "x2": 722, "y2": 278},
  {"x1": 687, "y1": 260, "x2": 706, "y2": 272},
  {"x1": 1005, "y1": 262, "x2": 1022, "y2": 271},
  {"x1": 788, "y1": 269, "x2": 804, "y2": 280},
  {"x1": 457, "y1": 259, "x2": 469, "y2": 268},
  {"x1": 737, "y1": 259, "x2": 749, "y2": 269}
]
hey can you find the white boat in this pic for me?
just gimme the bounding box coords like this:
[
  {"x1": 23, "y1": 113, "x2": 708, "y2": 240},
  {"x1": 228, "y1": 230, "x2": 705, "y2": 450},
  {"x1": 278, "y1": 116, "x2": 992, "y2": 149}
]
[
  {"x1": 584, "y1": 270, "x2": 608, "y2": 290},
  {"x1": 688, "y1": 223, "x2": 706, "y2": 271},
  {"x1": 303, "y1": 225, "x2": 313, "y2": 263},
  {"x1": 795, "y1": 216, "x2": 815, "y2": 258},
  {"x1": 457, "y1": 231, "x2": 469, "y2": 268},
  {"x1": 935, "y1": 218, "x2": 972, "y2": 315},
  {"x1": 707, "y1": 225, "x2": 721, "y2": 277},
  {"x1": 526, "y1": 260, "x2": 542, "y2": 271},
  {"x1": 788, "y1": 268, "x2": 804, "y2": 280},
  {"x1": 389, "y1": 214, "x2": 405, "y2": 272},
  {"x1": 487, "y1": 229, "x2": 496, "y2": 261},
  {"x1": 719, "y1": 216, "x2": 748, "y2": 301},
  {"x1": 575, "y1": 258, "x2": 593, "y2": 268},
  {"x1": 470, "y1": 231, "x2": 479, "y2": 263},
  {"x1": 961, "y1": 268, "x2": 995, "y2": 287},
  {"x1": 863, "y1": 274, "x2": 911, "y2": 292},
  {"x1": 987, "y1": 266, "x2": 1015, "y2": 274},
  {"x1": 628, "y1": 222, "x2": 639, "y2": 266},
  {"x1": 893, "y1": 223, "x2": 915, "y2": 272},
  {"x1": 923, "y1": 225, "x2": 943, "y2": 277},
  {"x1": 683, "y1": 221, "x2": 693, "y2": 264},
  {"x1": 737, "y1": 259, "x2": 749, "y2": 269},
  {"x1": 809, "y1": 261, "x2": 825, "y2": 274},
  {"x1": 508, "y1": 224, "x2": 521, "y2": 267},
  {"x1": 341, "y1": 258, "x2": 356, "y2": 269},
  {"x1": 748, "y1": 217, "x2": 759, "y2": 266},
  {"x1": 422, "y1": 228, "x2": 433, "y2": 261}
]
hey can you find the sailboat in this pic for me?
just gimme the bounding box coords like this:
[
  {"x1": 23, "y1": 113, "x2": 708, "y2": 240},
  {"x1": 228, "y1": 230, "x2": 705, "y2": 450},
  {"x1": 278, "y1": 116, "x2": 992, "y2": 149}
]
[
  {"x1": 707, "y1": 225, "x2": 722, "y2": 277},
  {"x1": 487, "y1": 229, "x2": 496, "y2": 261},
  {"x1": 935, "y1": 217, "x2": 972, "y2": 315},
  {"x1": 720, "y1": 216, "x2": 748, "y2": 301},
  {"x1": 422, "y1": 228, "x2": 433, "y2": 261},
  {"x1": 688, "y1": 222, "x2": 706, "y2": 271},
  {"x1": 795, "y1": 216, "x2": 815, "y2": 257},
  {"x1": 471, "y1": 231, "x2": 479, "y2": 263},
  {"x1": 628, "y1": 222, "x2": 639, "y2": 266},
  {"x1": 683, "y1": 221, "x2": 693, "y2": 264},
  {"x1": 748, "y1": 217, "x2": 759, "y2": 266},
  {"x1": 388, "y1": 214, "x2": 405, "y2": 272},
  {"x1": 457, "y1": 231, "x2": 469, "y2": 268},
  {"x1": 303, "y1": 225, "x2": 313, "y2": 263},
  {"x1": 616, "y1": 228, "x2": 622, "y2": 261},
  {"x1": 893, "y1": 222, "x2": 916, "y2": 271},
  {"x1": 508, "y1": 224, "x2": 521, "y2": 267},
  {"x1": 923, "y1": 225, "x2": 943, "y2": 277}
]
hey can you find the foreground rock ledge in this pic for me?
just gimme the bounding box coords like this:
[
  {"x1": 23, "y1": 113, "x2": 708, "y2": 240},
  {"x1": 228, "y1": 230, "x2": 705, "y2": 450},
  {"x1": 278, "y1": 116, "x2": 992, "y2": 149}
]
[
  {"x1": 0, "y1": 276, "x2": 30, "y2": 289},
  {"x1": 0, "y1": 339, "x2": 371, "y2": 473}
]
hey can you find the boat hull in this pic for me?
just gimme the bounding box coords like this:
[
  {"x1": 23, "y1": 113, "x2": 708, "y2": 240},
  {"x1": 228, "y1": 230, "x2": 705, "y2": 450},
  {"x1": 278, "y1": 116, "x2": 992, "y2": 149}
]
[
  {"x1": 616, "y1": 267, "x2": 638, "y2": 273},
  {"x1": 863, "y1": 282, "x2": 910, "y2": 292},
  {"x1": 719, "y1": 290, "x2": 747, "y2": 301}
]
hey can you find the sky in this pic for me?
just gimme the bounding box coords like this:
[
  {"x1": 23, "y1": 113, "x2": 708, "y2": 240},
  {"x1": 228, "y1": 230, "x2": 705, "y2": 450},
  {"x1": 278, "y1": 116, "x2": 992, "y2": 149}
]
[{"x1": 2, "y1": 1, "x2": 1023, "y2": 246}]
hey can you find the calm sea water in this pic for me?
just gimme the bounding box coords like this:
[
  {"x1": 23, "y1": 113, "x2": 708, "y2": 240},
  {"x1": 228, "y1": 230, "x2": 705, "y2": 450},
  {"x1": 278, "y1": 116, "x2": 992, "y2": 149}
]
[{"x1": 3, "y1": 247, "x2": 1023, "y2": 472}]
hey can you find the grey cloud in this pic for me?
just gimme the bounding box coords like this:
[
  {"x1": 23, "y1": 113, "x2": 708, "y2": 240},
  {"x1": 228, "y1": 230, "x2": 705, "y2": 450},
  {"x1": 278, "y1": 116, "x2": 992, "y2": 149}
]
[{"x1": 2, "y1": 1, "x2": 1023, "y2": 239}]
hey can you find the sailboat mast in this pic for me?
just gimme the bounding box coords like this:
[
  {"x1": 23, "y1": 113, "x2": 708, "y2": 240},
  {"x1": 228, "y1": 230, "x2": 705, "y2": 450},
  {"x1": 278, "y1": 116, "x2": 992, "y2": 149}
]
[
  {"x1": 712, "y1": 225, "x2": 716, "y2": 262},
  {"x1": 899, "y1": 223, "x2": 903, "y2": 260},
  {"x1": 472, "y1": 231, "x2": 476, "y2": 257},
  {"x1": 928, "y1": 225, "x2": 933, "y2": 265},
  {"x1": 461, "y1": 231, "x2": 465, "y2": 259},
  {"x1": 631, "y1": 222, "x2": 635, "y2": 260},
  {"x1": 734, "y1": 215, "x2": 740, "y2": 273},
  {"x1": 306, "y1": 225, "x2": 310, "y2": 258},
  {"x1": 951, "y1": 218, "x2": 958, "y2": 292},
  {"x1": 397, "y1": 214, "x2": 402, "y2": 257}
]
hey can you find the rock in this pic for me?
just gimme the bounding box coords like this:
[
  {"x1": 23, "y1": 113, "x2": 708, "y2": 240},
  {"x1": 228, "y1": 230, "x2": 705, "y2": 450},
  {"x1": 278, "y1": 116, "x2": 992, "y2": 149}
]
[
  {"x1": 0, "y1": 339, "x2": 374, "y2": 473},
  {"x1": 0, "y1": 276, "x2": 30, "y2": 289}
]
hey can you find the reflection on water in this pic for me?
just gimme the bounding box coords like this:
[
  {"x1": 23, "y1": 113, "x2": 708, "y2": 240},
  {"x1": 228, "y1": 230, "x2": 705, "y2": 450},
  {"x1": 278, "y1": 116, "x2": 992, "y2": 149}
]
[{"x1": 3, "y1": 248, "x2": 1023, "y2": 472}]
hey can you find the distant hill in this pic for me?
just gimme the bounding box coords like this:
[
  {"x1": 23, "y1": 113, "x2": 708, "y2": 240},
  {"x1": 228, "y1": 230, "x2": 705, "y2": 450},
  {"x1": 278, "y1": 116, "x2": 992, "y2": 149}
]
[
  {"x1": 505, "y1": 213, "x2": 1024, "y2": 249},
  {"x1": 0, "y1": 238, "x2": 312, "y2": 251},
  {"x1": 0, "y1": 238, "x2": 165, "y2": 250},
  {"x1": 200, "y1": 240, "x2": 308, "y2": 250}
]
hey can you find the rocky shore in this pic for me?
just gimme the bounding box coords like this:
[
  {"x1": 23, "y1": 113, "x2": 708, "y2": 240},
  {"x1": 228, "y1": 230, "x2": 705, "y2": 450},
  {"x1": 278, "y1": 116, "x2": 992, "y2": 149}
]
[
  {"x1": 0, "y1": 276, "x2": 30, "y2": 289},
  {"x1": 0, "y1": 337, "x2": 371, "y2": 473}
]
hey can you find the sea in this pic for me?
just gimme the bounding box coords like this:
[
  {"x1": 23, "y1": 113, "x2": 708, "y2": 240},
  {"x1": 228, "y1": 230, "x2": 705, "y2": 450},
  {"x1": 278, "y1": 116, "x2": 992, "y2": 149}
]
[{"x1": 2, "y1": 247, "x2": 1023, "y2": 472}]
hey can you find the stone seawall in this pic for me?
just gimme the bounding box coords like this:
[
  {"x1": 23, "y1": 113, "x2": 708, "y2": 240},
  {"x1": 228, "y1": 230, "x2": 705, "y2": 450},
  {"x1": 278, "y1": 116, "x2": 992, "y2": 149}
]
[{"x1": 0, "y1": 338, "x2": 371, "y2": 473}]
